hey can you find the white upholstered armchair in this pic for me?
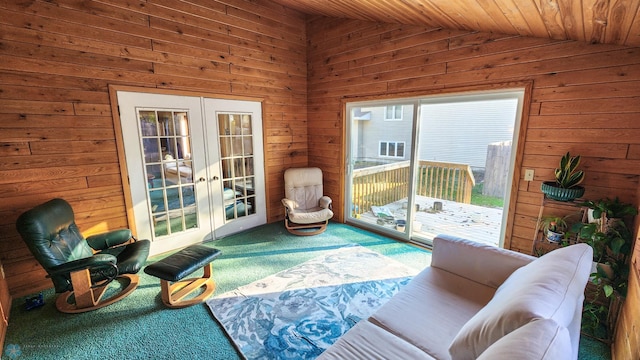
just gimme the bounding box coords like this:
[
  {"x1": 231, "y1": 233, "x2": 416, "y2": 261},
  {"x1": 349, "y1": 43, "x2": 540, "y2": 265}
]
[{"x1": 282, "y1": 167, "x2": 333, "y2": 235}]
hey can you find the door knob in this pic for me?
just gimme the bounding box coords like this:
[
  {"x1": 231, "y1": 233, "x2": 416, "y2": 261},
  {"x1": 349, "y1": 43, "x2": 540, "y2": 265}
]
[
  {"x1": 199, "y1": 177, "x2": 206, "y2": 182},
  {"x1": 212, "y1": 176, "x2": 219, "y2": 180}
]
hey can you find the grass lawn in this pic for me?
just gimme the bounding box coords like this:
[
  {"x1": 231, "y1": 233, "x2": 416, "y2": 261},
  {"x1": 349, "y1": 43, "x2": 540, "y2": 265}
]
[{"x1": 471, "y1": 183, "x2": 504, "y2": 208}]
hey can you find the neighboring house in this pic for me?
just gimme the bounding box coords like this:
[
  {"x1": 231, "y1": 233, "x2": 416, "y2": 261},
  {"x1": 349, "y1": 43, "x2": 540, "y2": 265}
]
[
  {"x1": 352, "y1": 98, "x2": 518, "y2": 170},
  {"x1": 352, "y1": 105, "x2": 413, "y2": 166}
]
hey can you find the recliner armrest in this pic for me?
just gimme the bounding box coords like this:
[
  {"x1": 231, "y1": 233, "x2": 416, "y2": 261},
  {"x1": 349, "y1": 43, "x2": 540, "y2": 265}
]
[
  {"x1": 86, "y1": 229, "x2": 133, "y2": 250},
  {"x1": 48, "y1": 254, "x2": 117, "y2": 277},
  {"x1": 282, "y1": 198, "x2": 298, "y2": 211},
  {"x1": 319, "y1": 196, "x2": 332, "y2": 209}
]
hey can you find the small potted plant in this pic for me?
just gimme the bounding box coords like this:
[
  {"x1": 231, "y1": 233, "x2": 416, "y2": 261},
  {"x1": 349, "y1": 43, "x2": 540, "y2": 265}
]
[
  {"x1": 541, "y1": 152, "x2": 585, "y2": 201},
  {"x1": 540, "y1": 215, "x2": 568, "y2": 243}
]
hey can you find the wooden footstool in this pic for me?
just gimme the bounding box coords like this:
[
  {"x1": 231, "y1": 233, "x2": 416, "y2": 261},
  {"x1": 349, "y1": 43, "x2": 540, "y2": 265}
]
[{"x1": 144, "y1": 244, "x2": 221, "y2": 308}]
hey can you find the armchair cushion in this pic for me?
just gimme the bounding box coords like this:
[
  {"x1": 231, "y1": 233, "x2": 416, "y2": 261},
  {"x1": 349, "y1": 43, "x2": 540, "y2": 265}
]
[{"x1": 287, "y1": 207, "x2": 334, "y2": 225}]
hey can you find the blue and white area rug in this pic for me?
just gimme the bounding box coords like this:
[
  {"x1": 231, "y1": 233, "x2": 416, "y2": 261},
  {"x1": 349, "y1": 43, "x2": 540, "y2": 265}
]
[{"x1": 206, "y1": 245, "x2": 420, "y2": 359}]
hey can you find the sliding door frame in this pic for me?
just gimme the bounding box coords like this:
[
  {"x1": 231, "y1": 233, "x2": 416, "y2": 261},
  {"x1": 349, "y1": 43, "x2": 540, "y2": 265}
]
[{"x1": 341, "y1": 81, "x2": 534, "y2": 249}]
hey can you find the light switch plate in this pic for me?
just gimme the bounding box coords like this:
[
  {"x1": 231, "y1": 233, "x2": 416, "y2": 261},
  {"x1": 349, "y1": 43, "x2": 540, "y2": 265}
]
[{"x1": 524, "y1": 169, "x2": 535, "y2": 181}]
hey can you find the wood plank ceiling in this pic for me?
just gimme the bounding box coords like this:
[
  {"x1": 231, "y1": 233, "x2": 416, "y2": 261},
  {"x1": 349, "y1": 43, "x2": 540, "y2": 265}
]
[{"x1": 268, "y1": 0, "x2": 640, "y2": 47}]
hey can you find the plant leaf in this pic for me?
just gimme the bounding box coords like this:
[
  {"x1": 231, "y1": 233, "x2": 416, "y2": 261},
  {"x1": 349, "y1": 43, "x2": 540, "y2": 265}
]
[
  {"x1": 611, "y1": 237, "x2": 624, "y2": 254},
  {"x1": 568, "y1": 155, "x2": 581, "y2": 172},
  {"x1": 603, "y1": 284, "x2": 614, "y2": 297}
]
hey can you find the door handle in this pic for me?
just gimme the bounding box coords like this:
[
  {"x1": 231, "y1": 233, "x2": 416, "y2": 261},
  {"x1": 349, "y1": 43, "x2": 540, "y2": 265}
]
[
  {"x1": 199, "y1": 177, "x2": 206, "y2": 182},
  {"x1": 212, "y1": 176, "x2": 219, "y2": 181}
]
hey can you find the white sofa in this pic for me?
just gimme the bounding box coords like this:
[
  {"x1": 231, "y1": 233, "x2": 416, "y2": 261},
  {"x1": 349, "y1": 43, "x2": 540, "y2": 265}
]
[{"x1": 319, "y1": 234, "x2": 593, "y2": 360}]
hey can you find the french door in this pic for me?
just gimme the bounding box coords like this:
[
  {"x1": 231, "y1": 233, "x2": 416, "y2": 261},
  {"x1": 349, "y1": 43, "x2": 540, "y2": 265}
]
[{"x1": 117, "y1": 91, "x2": 265, "y2": 255}]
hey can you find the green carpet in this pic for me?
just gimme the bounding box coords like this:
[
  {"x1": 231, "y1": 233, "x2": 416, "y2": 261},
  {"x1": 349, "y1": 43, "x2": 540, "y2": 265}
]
[{"x1": 4, "y1": 222, "x2": 611, "y2": 359}]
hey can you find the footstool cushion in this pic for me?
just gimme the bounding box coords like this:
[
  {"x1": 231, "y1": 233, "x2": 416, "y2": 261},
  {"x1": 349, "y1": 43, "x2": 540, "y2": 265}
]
[
  {"x1": 145, "y1": 245, "x2": 221, "y2": 281},
  {"x1": 145, "y1": 244, "x2": 221, "y2": 308}
]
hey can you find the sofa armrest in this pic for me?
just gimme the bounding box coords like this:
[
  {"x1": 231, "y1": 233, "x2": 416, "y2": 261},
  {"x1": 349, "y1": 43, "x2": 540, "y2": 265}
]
[{"x1": 431, "y1": 234, "x2": 535, "y2": 289}]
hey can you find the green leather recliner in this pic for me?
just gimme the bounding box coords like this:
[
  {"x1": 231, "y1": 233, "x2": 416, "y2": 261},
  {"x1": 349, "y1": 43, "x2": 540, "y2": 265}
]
[{"x1": 16, "y1": 198, "x2": 150, "y2": 313}]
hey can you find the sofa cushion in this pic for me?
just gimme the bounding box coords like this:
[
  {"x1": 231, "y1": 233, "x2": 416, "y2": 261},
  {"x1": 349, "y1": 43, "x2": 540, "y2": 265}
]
[
  {"x1": 476, "y1": 319, "x2": 571, "y2": 360},
  {"x1": 370, "y1": 267, "x2": 496, "y2": 359},
  {"x1": 448, "y1": 243, "x2": 592, "y2": 359},
  {"x1": 317, "y1": 320, "x2": 435, "y2": 360},
  {"x1": 432, "y1": 235, "x2": 534, "y2": 289}
]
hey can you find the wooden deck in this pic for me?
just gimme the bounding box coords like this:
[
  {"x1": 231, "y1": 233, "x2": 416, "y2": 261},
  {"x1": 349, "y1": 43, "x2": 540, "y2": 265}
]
[{"x1": 359, "y1": 196, "x2": 502, "y2": 247}]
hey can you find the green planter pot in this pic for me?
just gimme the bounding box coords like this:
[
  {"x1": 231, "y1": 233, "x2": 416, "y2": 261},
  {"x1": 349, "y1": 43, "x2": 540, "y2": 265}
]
[{"x1": 541, "y1": 181, "x2": 585, "y2": 202}]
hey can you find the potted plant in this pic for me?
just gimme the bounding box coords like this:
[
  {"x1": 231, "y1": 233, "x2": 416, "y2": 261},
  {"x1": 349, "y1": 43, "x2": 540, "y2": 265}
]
[
  {"x1": 580, "y1": 197, "x2": 638, "y2": 230},
  {"x1": 574, "y1": 217, "x2": 633, "y2": 342},
  {"x1": 572, "y1": 217, "x2": 633, "y2": 296},
  {"x1": 540, "y1": 152, "x2": 585, "y2": 201},
  {"x1": 540, "y1": 215, "x2": 568, "y2": 243},
  {"x1": 573, "y1": 198, "x2": 636, "y2": 341}
]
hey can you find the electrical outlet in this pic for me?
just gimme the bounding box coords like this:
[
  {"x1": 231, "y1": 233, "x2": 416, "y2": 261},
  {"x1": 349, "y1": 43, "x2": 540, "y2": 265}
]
[{"x1": 524, "y1": 169, "x2": 535, "y2": 181}]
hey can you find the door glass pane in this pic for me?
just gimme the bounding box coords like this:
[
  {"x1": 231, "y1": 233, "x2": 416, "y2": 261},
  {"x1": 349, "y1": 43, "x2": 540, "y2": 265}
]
[
  {"x1": 349, "y1": 103, "x2": 414, "y2": 234},
  {"x1": 218, "y1": 113, "x2": 256, "y2": 221},
  {"x1": 139, "y1": 109, "x2": 197, "y2": 237}
]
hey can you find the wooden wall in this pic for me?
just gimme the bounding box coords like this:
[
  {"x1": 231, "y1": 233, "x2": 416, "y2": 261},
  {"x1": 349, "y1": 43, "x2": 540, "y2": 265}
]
[
  {"x1": 2, "y1": 1, "x2": 640, "y2": 354},
  {"x1": 305, "y1": 17, "x2": 640, "y2": 358},
  {"x1": 0, "y1": 0, "x2": 307, "y2": 298}
]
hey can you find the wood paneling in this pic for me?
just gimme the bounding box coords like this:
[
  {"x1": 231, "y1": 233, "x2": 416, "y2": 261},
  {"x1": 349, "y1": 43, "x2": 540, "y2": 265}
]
[
  {"x1": 1, "y1": 0, "x2": 640, "y2": 355},
  {"x1": 614, "y1": 255, "x2": 640, "y2": 359},
  {"x1": 0, "y1": 0, "x2": 307, "y2": 298},
  {"x1": 307, "y1": 17, "x2": 640, "y2": 356},
  {"x1": 271, "y1": 0, "x2": 640, "y2": 47}
]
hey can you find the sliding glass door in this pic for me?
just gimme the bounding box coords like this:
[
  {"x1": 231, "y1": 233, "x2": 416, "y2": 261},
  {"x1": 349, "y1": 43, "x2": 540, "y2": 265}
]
[{"x1": 346, "y1": 90, "x2": 524, "y2": 247}]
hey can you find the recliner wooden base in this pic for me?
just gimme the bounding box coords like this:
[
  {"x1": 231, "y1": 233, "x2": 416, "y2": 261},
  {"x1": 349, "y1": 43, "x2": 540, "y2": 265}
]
[
  {"x1": 56, "y1": 273, "x2": 139, "y2": 314},
  {"x1": 284, "y1": 219, "x2": 329, "y2": 236},
  {"x1": 144, "y1": 244, "x2": 221, "y2": 309},
  {"x1": 159, "y1": 262, "x2": 216, "y2": 309}
]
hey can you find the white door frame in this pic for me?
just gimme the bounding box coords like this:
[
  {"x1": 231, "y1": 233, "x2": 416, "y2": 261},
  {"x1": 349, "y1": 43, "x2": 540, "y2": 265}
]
[{"x1": 115, "y1": 90, "x2": 266, "y2": 255}]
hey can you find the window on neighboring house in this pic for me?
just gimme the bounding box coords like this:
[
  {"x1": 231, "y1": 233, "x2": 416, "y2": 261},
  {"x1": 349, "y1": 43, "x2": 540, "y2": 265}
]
[
  {"x1": 379, "y1": 141, "x2": 405, "y2": 158},
  {"x1": 385, "y1": 105, "x2": 403, "y2": 121}
]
